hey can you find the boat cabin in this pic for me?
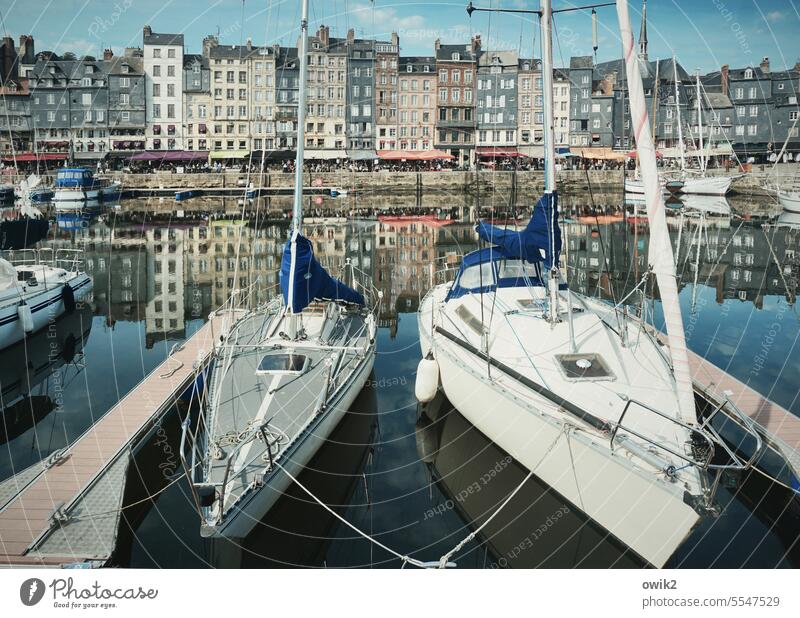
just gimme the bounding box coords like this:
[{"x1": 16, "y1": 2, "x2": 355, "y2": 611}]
[
  {"x1": 56, "y1": 168, "x2": 95, "y2": 188},
  {"x1": 447, "y1": 247, "x2": 553, "y2": 300}
]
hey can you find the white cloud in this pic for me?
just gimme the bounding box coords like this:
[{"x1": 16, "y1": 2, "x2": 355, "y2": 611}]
[{"x1": 765, "y1": 10, "x2": 784, "y2": 23}]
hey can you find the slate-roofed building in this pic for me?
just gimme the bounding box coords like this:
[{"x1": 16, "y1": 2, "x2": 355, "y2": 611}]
[
  {"x1": 475, "y1": 49, "x2": 519, "y2": 156},
  {"x1": 396, "y1": 56, "x2": 436, "y2": 152},
  {"x1": 434, "y1": 36, "x2": 481, "y2": 167},
  {"x1": 183, "y1": 52, "x2": 210, "y2": 153},
  {"x1": 107, "y1": 51, "x2": 146, "y2": 157}
]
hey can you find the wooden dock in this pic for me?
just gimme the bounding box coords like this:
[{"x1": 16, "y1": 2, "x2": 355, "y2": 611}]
[
  {"x1": 0, "y1": 317, "x2": 221, "y2": 567},
  {"x1": 686, "y1": 349, "x2": 800, "y2": 452}
]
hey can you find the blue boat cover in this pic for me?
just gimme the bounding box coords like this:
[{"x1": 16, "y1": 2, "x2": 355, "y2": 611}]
[
  {"x1": 476, "y1": 191, "x2": 561, "y2": 269},
  {"x1": 280, "y1": 231, "x2": 365, "y2": 313}
]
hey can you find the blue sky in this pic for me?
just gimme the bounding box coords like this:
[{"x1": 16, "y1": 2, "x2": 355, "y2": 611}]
[{"x1": 1, "y1": 0, "x2": 798, "y2": 73}]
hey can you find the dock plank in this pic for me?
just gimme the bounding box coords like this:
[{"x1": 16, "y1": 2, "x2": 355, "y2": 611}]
[{"x1": 0, "y1": 317, "x2": 219, "y2": 567}]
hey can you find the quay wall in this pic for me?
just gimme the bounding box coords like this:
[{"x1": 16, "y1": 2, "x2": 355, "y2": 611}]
[{"x1": 101, "y1": 165, "x2": 789, "y2": 196}]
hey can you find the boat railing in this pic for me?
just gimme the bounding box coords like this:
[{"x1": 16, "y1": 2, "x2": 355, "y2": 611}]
[
  {"x1": 1, "y1": 247, "x2": 84, "y2": 272},
  {"x1": 611, "y1": 394, "x2": 762, "y2": 493}
]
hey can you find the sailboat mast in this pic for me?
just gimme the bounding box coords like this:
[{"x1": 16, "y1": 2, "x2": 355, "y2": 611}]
[
  {"x1": 673, "y1": 58, "x2": 686, "y2": 172},
  {"x1": 540, "y1": 0, "x2": 556, "y2": 193},
  {"x1": 696, "y1": 71, "x2": 705, "y2": 173},
  {"x1": 292, "y1": 0, "x2": 310, "y2": 232},
  {"x1": 615, "y1": 0, "x2": 697, "y2": 425}
]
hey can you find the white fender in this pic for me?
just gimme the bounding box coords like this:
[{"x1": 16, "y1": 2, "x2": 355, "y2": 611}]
[
  {"x1": 18, "y1": 303, "x2": 34, "y2": 333},
  {"x1": 415, "y1": 356, "x2": 439, "y2": 403}
]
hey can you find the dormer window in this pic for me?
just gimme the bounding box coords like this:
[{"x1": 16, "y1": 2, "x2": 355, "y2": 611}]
[
  {"x1": 523, "y1": 62, "x2": 530, "y2": 71},
  {"x1": 451, "y1": 52, "x2": 460, "y2": 61},
  {"x1": 744, "y1": 68, "x2": 753, "y2": 79},
  {"x1": 85, "y1": 65, "x2": 94, "y2": 74},
  {"x1": 122, "y1": 64, "x2": 130, "y2": 74},
  {"x1": 82, "y1": 77, "x2": 92, "y2": 86},
  {"x1": 407, "y1": 65, "x2": 413, "y2": 72}
]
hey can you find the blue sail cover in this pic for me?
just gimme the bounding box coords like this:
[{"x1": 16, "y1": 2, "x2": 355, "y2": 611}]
[
  {"x1": 280, "y1": 232, "x2": 365, "y2": 313},
  {"x1": 476, "y1": 192, "x2": 561, "y2": 269}
]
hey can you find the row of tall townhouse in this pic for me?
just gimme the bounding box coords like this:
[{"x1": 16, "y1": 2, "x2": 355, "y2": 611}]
[{"x1": 0, "y1": 19, "x2": 797, "y2": 164}]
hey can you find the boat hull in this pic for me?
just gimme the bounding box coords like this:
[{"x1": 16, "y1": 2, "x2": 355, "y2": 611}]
[
  {"x1": 779, "y1": 190, "x2": 800, "y2": 213},
  {"x1": 201, "y1": 348, "x2": 376, "y2": 539},
  {"x1": 418, "y1": 295, "x2": 701, "y2": 568},
  {"x1": 53, "y1": 182, "x2": 121, "y2": 203},
  {"x1": 680, "y1": 175, "x2": 732, "y2": 196},
  {"x1": 0, "y1": 274, "x2": 92, "y2": 350}
]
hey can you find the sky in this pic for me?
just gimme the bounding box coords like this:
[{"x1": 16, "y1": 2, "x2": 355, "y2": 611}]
[{"x1": 1, "y1": 0, "x2": 798, "y2": 73}]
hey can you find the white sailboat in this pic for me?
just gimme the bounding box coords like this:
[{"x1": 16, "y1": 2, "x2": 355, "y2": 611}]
[
  {"x1": 627, "y1": 61, "x2": 735, "y2": 196},
  {"x1": 182, "y1": 0, "x2": 380, "y2": 540},
  {"x1": 417, "y1": 0, "x2": 756, "y2": 567}
]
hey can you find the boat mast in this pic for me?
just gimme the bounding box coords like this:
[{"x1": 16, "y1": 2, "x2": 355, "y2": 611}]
[
  {"x1": 615, "y1": 0, "x2": 697, "y2": 425},
  {"x1": 696, "y1": 70, "x2": 705, "y2": 174},
  {"x1": 541, "y1": 0, "x2": 556, "y2": 194},
  {"x1": 673, "y1": 57, "x2": 686, "y2": 172},
  {"x1": 292, "y1": 0, "x2": 310, "y2": 233}
]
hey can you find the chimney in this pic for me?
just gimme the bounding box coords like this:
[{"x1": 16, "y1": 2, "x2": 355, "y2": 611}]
[
  {"x1": 434, "y1": 38, "x2": 441, "y2": 52},
  {"x1": 317, "y1": 25, "x2": 330, "y2": 48},
  {"x1": 346, "y1": 28, "x2": 354, "y2": 45},
  {"x1": 471, "y1": 34, "x2": 482, "y2": 54},
  {"x1": 202, "y1": 35, "x2": 218, "y2": 57},
  {"x1": 103, "y1": 48, "x2": 114, "y2": 61},
  {"x1": 720, "y1": 64, "x2": 729, "y2": 96},
  {"x1": 760, "y1": 56, "x2": 770, "y2": 74},
  {"x1": 391, "y1": 32, "x2": 399, "y2": 48},
  {"x1": 795, "y1": 60, "x2": 800, "y2": 73},
  {"x1": 143, "y1": 25, "x2": 152, "y2": 38},
  {"x1": 18, "y1": 35, "x2": 34, "y2": 65},
  {"x1": 246, "y1": 37, "x2": 253, "y2": 51}
]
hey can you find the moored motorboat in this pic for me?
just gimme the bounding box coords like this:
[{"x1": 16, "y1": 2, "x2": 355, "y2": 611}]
[
  {"x1": 53, "y1": 168, "x2": 121, "y2": 203},
  {"x1": 0, "y1": 249, "x2": 92, "y2": 351}
]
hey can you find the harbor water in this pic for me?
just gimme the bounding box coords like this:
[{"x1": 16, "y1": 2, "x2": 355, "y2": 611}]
[{"x1": 1, "y1": 193, "x2": 799, "y2": 568}]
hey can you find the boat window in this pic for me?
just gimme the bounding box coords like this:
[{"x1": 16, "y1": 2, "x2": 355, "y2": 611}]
[
  {"x1": 256, "y1": 353, "x2": 309, "y2": 375},
  {"x1": 457, "y1": 261, "x2": 496, "y2": 290},
  {"x1": 498, "y1": 259, "x2": 539, "y2": 280},
  {"x1": 455, "y1": 305, "x2": 485, "y2": 335}
]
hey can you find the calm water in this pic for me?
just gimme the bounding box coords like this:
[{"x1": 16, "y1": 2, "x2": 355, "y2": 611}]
[{"x1": 1, "y1": 193, "x2": 799, "y2": 568}]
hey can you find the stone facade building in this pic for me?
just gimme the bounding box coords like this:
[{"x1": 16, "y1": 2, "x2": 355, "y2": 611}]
[
  {"x1": 375, "y1": 34, "x2": 399, "y2": 151},
  {"x1": 143, "y1": 26, "x2": 185, "y2": 151},
  {"x1": 396, "y1": 56, "x2": 436, "y2": 152}
]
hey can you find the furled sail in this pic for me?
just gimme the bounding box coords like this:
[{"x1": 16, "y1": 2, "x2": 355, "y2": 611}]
[
  {"x1": 280, "y1": 231, "x2": 364, "y2": 313},
  {"x1": 476, "y1": 192, "x2": 561, "y2": 268}
]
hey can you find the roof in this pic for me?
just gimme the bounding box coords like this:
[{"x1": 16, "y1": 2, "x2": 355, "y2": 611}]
[
  {"x1": 276, "y1": 47, "x2": 299, "y2": 70},
  {"x1": 106, "y1": 55, "x2": 143, "y2": 75},
  {"x1": 570, "y1": 56, "x2": 593, "y2": 70},
  {"x1": 143, "y1": 32, "x2": 184, "y2": 46},
  {"x1": 554, "y1": 68, "x2": 569, "y2": 81},
  {"x1": 398, "y1": 56, "x2": 435, "y2": 72},
  {"x1": 518, "y1": 58, "x2": 542, "y2": 72},
  {"x1": 705, "y1": 92, "x2": 733, "y2": 109},
  {"x1": 183, "y1": 54, "x2": 208, "y2": 69},
  {"x1": 436, "y1": 43, "x2": 477, "y2": 62},
  {"x1": 207, "y1": 44, "x2": 267, "y2": 60},
  {"x1": 478, "y1": 49, "x2": 518, "y2": 69}
]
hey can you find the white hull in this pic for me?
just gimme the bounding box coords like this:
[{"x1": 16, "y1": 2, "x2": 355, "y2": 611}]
[
  {"x1": 779, "y1": 190, "x2": 800, "y2": 213},
  {"x1": 418, "y1": 285, "x2": 703, "y2": 568},
  {"x1": 203, "y1": 349, "x2": 375, "y2": 539},
  {"x1": 53, "y1": 182, "x2": 121, "y2": 203},
  {"x1": 626, "y1": 175, "x2": 732, "y2": 196},
  {"x1": 0, "y1": 273, "x2": 92, "y2": 350}
]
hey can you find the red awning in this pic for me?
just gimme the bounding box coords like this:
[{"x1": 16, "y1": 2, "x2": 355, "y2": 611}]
[
  {"x1": 377, "y1": 149, "x2": 454, "y2": 161},
  {"x1": 2, "y1": 152, "x2": 68, "y2": 162},
  {"x1": 477, "y1": 147, "x2": 524, "y2": 158}
]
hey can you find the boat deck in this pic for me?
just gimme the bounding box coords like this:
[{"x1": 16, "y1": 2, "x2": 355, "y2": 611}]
[{"x1": 0, "y1": 316, "x2": 221, "y2": 567}]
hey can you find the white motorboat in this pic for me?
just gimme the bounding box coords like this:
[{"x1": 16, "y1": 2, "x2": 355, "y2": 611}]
[
  {"x1": 778, "y1": 189, "x2": 800, "y2": 213},
  {"x1": 53, "y1": 168, "x2": 121, "y2": 203},
  {"x1": 416, "y1": 0, "x2": 758, "y2": 568},
  {"x1": 0, "y1": 249, "x2": 92, "y2": 351},
  {"x1": 182, "y1": 0, "x2": 380, "y2": 540}
]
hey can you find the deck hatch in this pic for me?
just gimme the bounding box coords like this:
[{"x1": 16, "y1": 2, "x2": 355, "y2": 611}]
[
  {"x1": 455, "y1": 304, "x2": 485, "y2": 335},
  {"x1": 256, "y1": 353, "x2": 309, "y2": 375},
  {"x1": 555, "y1": 353, "x2": 615, "y2": 381}
]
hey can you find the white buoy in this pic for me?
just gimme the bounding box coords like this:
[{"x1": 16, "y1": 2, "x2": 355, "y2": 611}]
[
  {"x1": 415, "y1": 356, "x2": 439, "y2": 403},
  {"x1": 18, "y1": 303, "x2": 33, "y2": 333}
]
